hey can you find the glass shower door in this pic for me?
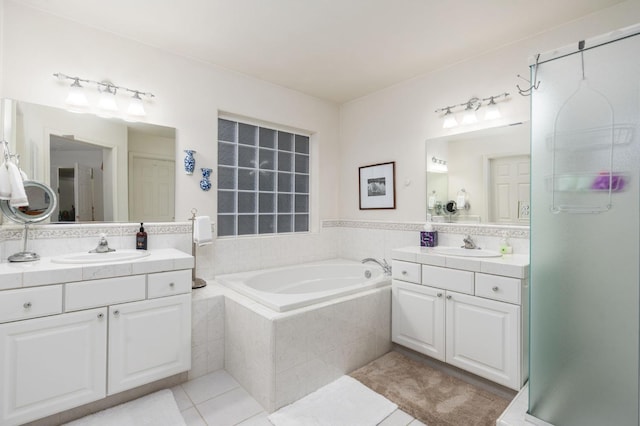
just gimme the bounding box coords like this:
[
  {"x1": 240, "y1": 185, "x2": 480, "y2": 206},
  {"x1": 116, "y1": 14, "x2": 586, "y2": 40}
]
[{"x1": 529, "y1": 32, "x2": 640, "y2": 425}]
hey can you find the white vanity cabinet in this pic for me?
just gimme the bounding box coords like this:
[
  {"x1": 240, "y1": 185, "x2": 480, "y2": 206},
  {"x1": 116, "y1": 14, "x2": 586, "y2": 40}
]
[
  {"x1": 391, "y1": 252, "x2": 528, "y2": 390},
  {"x1": 0, "y1": 251, "x2": 193, "y2": 426}
]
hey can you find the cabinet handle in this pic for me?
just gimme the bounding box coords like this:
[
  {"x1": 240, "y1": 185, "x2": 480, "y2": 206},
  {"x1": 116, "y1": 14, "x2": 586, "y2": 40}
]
[
  {"x1": 113, "y1": 310, "x2": 120, "y2": 317},
  {"x1": 446, "y1": 295, "x2": 452, "y2": 300},
  {"x1": 169, "y1": 282, "x2": 175, "y2": 287},
  {"x1": 97, "y1": 313, "x2": 104, "y2": 320},
  {"x1": 23, "y1": 302, "x2": 32, "y2": 309},
  {"x1": 437, "y1": 293, "x2": 443, "y2": 298},
  {"x1": 492, "y1": 286, "x2": 499, "y2": 292}
]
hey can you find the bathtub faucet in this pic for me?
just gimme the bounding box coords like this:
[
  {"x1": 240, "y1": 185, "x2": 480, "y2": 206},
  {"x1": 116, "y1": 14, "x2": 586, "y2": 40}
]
[{"x1": 361, "y1": 258, "x2": 392, "y2": 276}]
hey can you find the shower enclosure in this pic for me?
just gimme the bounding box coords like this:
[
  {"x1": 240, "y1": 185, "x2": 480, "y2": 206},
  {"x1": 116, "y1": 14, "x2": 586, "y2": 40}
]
[{"x1": 529, "y1": 26, "x2": 640, "y2": 425}]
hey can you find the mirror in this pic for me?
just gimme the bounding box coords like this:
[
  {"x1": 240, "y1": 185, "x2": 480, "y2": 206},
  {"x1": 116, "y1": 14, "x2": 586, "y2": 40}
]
[
  {"x1": 426, "y1": 122, "x2": 530, "y2": 225},
  {"x1": 1, "y1": 99, "x2": 176, "y2": 223},
  {"x1": 1, "y1": 180, "x2": 58, "y2": 262}
]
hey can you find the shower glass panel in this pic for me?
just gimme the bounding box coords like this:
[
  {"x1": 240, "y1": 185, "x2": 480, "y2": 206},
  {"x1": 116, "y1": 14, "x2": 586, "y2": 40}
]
[{"x1": 529, "y1": 31, "x2": 640, "y2": 425}]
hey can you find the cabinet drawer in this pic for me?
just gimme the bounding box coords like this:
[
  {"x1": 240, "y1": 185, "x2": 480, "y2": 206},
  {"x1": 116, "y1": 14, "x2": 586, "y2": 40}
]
[
  {"x1": 65, "y1": 275, "x2": 146, "y2": 312},
  {"x1": 475, "y1": 273, "x2": 521, "y2": 305},
  {"x1": 422, "y1": 265, "x2": 474, "y2": 295},
  {"x1": 148, "y1": 270, "x2": 192, "y2": 299},
  {"x1": 392, "y1": 261, "x2": 421, "y2": 283},
  {"x1": 0, "y1": 285, "x2": 63, "y2": 323}
]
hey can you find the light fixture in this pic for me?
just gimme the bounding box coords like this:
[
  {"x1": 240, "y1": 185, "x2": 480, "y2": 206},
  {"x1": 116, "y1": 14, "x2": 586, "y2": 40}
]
[
  {"x1": 483, "y1": 96, "x2": 502, "y2": 120},
  {"x1": 53, "y1": 73, "x2": 154, "y2": 119},
  {"x1": 65, "y1": 78, "x2": 89, "y2": 110},
  {"x1": 442, "y1": 107, "x2": 458, "y2": 129},
  {"x1": 435, "y1": 92, "x2": 509, "y2": 128},
  {"x1": 127, "y1": 91, "x2": 146, "y2": 117}
]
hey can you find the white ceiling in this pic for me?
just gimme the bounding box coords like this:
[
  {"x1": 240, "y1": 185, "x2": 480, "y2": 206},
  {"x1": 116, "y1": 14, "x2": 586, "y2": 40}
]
[{"x1": 16, "y1": 0, "x2": 625, "y2": 103}]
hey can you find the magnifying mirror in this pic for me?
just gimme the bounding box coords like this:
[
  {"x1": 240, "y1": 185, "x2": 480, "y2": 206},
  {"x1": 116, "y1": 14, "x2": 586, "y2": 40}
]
[{"x1": 1, "y1": 180, "x2": 58, "y2": 262}]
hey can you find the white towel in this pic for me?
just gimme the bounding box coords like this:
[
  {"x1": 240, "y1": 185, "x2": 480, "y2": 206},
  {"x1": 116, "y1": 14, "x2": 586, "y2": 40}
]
[
  {"x1": 0, "y1": 162, "x2": 10, "y2": 200},
  {"x1": 193, "y1": 215, "x2": 213, "y2": 246},
  {"x1": 7, "y1": 162, "x2": 28, "y2": 207}
]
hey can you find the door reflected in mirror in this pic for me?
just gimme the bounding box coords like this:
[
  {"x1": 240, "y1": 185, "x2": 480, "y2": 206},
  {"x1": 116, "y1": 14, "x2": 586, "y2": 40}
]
[
  {"x1": 425, "y1": 122, "x2": 530, "y2": 225},
  {"x1": 1, "y1": 98, "x2": 176, "y2": 223}
]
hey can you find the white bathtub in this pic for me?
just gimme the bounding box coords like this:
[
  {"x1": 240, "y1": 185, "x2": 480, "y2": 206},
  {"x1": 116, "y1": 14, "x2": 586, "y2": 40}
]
[{"x1": 216, "y1": 259, "x2": 391, "y2": 312}]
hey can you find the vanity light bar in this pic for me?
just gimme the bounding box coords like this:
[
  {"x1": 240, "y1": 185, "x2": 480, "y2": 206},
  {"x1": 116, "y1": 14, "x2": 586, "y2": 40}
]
[
  {"x1": 435, "y1": 92, "x2": 509, "y2": 128},
  {"x1": 53, "y1": 73, "x2": 155, "y2": 116}
]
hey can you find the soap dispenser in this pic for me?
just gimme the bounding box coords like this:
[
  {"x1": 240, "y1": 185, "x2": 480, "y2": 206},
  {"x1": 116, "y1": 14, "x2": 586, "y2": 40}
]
[
  {"x1": 499, "y1": 234, "x2": 512, "y2": 254},
  {"x1": 136, "y1": 223, "x2": 148, "y2": 250}
]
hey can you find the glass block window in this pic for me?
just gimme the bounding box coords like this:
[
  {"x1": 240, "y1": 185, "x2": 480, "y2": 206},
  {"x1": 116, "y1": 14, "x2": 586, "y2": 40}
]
[{"x1": 217, "y1": 118, "x2": 310, "y2": 237}]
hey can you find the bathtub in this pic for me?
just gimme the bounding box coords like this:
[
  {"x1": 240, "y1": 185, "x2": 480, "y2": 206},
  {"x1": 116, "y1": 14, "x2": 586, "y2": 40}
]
[{"x1": 216, "y1": 259, "x2": 390, "y2": 312}]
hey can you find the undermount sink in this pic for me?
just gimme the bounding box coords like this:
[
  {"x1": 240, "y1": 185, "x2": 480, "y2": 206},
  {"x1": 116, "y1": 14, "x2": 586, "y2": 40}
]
[
  {"x1": 51, "y1": 250, "x2": 150, "y2": 264},
  {"x1": 431, "y1": 247, "x2": 502, "y2": 258}
]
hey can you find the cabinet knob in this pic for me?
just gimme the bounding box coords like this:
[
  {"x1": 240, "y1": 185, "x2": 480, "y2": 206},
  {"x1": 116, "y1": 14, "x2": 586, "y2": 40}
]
[
  {"x1": 97, "y1": 313, "x2": 104, "y2": 319},
  {"x1": 446, "y1": 295, "x2": 452, "y2": 300},
  {"x1": 113, "y1": 310, "x2": 120, "y2": 317},
  {"x1": 401, "y1": 270, "x2": 408, "y2": 275},
  {"x1": 437, "y1": 293, "x2": 443, "y2": 298},
  {"x1": 492, "y1": 286, "x2": 499, "y2": 292},
  {"x1": 23, "y1": 302, "x2": 32, "y2": 309},
  {"x1": 169, "y1": 282, "x2": 175, "y2": 287}
]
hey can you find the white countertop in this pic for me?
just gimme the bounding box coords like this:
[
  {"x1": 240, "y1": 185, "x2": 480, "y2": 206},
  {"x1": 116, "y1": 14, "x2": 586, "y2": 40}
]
[
  {"x1": 0, "y1": 248, "x2": 194, "y2": 291},
  {"x1": 392, "y1": 246, "x2": 529, "y2": 279}
]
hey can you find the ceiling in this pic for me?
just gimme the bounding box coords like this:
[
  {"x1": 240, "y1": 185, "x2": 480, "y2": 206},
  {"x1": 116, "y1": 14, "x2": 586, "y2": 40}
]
[{"x1": 16, "y1": 0, "x2": 625, "y2": 103}]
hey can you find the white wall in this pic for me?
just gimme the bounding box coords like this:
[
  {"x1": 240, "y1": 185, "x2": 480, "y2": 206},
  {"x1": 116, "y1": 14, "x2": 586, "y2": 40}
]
[
  {"x1": 338, "y1": 0, "x2": 640, "y2": 222},
  {"x1": 0, "y1": 0, "x2": 341, "y2": 226}
]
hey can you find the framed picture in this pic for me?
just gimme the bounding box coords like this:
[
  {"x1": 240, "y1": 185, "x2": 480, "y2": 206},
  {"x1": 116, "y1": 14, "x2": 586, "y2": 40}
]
[{"x1": 359, "y1": 161, "x2": 396, "y2": 210}]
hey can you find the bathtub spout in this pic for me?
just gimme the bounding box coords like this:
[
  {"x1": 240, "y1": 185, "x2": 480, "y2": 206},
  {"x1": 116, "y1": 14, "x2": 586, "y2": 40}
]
[{"x1": 361, "y1": 258, "x2": 392, "y2": 276}]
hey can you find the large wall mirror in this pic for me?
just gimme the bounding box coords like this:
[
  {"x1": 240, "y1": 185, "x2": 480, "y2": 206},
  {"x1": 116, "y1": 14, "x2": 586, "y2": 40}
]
[
  {"x1": 426, "y1": 122, "x2": 530, "y2": 225},
  {"x1": 1, "y1": 99, "x2": 176, "y2": 223}
]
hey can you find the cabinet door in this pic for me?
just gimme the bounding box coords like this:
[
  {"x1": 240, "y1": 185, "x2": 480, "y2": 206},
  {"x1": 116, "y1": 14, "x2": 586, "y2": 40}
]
[
  {"x1": 392, "y1": 280, "x2": 445, "y2": 361},
  {"x1": 108, "y1": 294, "x2": 191, "y2": 395},
  {"x1": 0, "y1": 309, "x2": 107, "y2": 426},
  {"x1": 445, "y1": 291, "x2": 520, "y2": 389}
]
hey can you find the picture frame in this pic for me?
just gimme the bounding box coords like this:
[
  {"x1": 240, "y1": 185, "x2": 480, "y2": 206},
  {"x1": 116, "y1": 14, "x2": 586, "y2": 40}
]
[{"x1": 359, "y1": 161, "x2": 396, "y2": 210}]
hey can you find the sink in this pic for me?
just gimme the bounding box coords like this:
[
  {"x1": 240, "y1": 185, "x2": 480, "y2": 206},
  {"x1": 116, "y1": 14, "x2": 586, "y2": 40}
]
[
  {"x1": 51, "y1": 250, "x2": 150, "y2": 264},
  {"x1": 431, "y1": 247, "x2": 502, "y2": 258}
]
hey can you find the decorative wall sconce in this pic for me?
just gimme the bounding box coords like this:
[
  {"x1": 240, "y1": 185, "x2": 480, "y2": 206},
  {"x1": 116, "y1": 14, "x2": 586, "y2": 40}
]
[
  {"x1": 53, "y1": 73, "x2": 155, "y2": 118},
  {"x1": 435, "y1": 92, "x2": 509, "y2": 129}
]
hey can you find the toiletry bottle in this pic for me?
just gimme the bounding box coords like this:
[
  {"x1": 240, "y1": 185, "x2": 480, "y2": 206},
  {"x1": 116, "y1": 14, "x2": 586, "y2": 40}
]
[{"x1": 136, "y1": 223, "x2": 147, "y2": 250}]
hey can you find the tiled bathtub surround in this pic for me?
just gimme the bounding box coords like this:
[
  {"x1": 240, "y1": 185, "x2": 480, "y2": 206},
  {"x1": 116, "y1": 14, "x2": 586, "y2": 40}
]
[{"x1": 224, "y1": 285, "x2": 392, "y2": 412}]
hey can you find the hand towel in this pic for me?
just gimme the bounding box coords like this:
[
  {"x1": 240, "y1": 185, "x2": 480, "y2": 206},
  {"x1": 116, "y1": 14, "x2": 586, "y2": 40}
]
[
  {"x1": 0, "y1": 162, "x2": 10, "y2": 200},
  {"x1": 8, "y1": 162, "x2": 28, "y2": 207},
  {"x1": 193, "y1": 215, "x2": 213, "y2": 246}
]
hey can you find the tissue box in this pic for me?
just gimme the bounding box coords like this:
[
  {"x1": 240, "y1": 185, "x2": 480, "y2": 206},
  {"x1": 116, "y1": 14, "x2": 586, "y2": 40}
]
[{"x1": 420, "y1": 231, "x2": 438, "y2": 247}]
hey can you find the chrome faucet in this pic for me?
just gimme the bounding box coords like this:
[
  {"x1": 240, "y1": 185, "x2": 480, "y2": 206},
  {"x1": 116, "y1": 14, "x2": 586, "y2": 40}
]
[
  {"x1": 462, "y1": 235, "x2": 478, "y2": 249},
  {"x1": 90, "y1": 233, "x2": 115, "y2": 253},
  {"x1": 361, "y1": 258, "x2": 392, "y2": 275}
]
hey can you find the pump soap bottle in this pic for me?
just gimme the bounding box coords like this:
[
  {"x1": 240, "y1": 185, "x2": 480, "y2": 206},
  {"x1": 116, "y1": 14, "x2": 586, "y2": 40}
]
[{"x1": 136, "y1": 223, "x2": 148, "y2": 250}]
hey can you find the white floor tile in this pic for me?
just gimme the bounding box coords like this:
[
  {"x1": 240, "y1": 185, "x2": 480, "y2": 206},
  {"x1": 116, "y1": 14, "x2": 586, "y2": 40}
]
[
  {"x1": 181, "y1": 406, "x2": 207, "y2": 426},
  {"x1": 171, "y1": 385, "x2": 194, "y2": 411},
  {"x1": 236, "y1": 411, "x2": 274, "y2": 425},
  {"x1": 196, "y1": 387, "x2": 264, "y2": 426},
  {"x1": 182, "y1": 369, "x2": 240, "y2": 405},
  {"x1": 408, "y1": 419, "x2": 427, "y2": 426},
  {"x1": 378, "y1": 409, "x2": 415, "y2": 426}
]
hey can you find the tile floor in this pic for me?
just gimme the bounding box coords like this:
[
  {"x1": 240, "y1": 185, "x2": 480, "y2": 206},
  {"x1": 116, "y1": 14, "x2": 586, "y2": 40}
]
[{"x1": 171, "y1": 369, "x2": 428, "y2": 426}]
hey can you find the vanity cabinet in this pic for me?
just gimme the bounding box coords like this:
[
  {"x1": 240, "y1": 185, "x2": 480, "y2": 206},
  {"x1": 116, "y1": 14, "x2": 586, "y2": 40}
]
[
  {"x1": 0, "y1": 262, "x2": 192, "y2": 426},
  {"x1": 391, "y1": 255, "x2": 528, "y2": 390}
]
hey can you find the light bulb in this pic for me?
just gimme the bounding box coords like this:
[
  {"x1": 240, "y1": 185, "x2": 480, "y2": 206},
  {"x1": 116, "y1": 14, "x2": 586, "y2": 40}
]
[
  {"x1": 65, "y1": 79, "x2": 88, "y2": 110},
  {"x1": 484, "y1": 98, "x2": 501, "y2": 120},
  {"x1": 127, "y1": 92, "x2": 146, "y2": 117},
  {"x1": 442, "y1": 108, "x2": 458, "y2": 129}
]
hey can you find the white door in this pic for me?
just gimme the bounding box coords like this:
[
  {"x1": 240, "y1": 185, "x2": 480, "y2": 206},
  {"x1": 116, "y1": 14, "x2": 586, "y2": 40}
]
[
  {"x1": 129, "y1": 155, "x2": 175, "y2": 222},
  {"x1": 108, "y1": 294, "x2": 191, "y2": 395},
  {"x1": 489, "y1": 155, "x2": 530, "y2": 223},
  {"x1": 74, "y1": 163, "x2": 94, "y2": 221},
  {"x1": 0, "y1": 309, "x2": 107, "y2": 426},
  {"x1": 445, "y1": 291, "x2": 521, "y2": 389},
  {"x1": 392, "y1": 280, "x2": 445, "y2": 361}
]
